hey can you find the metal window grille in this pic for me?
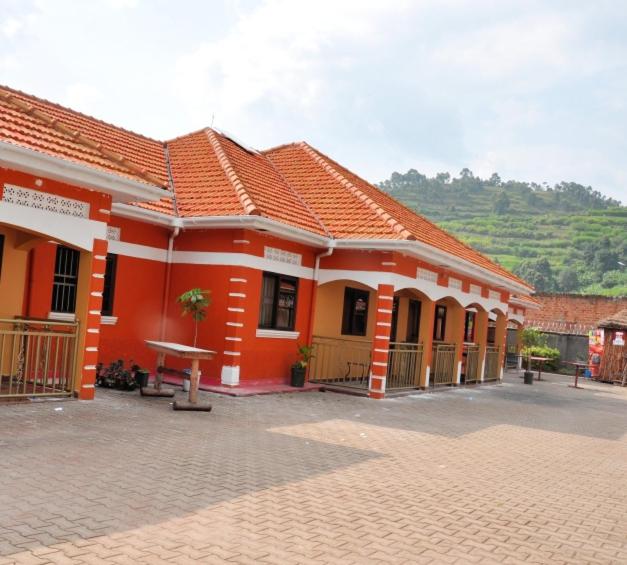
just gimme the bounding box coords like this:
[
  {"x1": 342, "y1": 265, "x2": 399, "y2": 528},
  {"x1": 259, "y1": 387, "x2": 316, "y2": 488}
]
[
  {"x1": 101, "y1": 254, "x2": 118, "y2": 316},
  {"x1": 51, "y1": 246, "x2": 80, "y2": 314}
]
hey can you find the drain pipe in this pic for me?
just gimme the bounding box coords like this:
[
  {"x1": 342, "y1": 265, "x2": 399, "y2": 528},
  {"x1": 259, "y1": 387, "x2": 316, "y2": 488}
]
[
  {"x1": 159, "y1": 225, "x2": 180, "y2": 341},
  {"x1": 306, "y1": 243, "x2": 335, "y2": 347}
]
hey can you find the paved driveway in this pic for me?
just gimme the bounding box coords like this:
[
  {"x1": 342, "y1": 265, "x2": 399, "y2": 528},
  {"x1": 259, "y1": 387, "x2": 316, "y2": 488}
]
[{"x1": 1, "y1": 373, "x2": 626, "y2": 564}]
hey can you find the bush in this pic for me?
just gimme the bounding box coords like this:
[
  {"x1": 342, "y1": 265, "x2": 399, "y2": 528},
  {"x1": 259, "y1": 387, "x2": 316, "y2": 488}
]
[
  {"x1": 521, "y1": 345, "x2": 560, "y2": 371},
  {"x1": 520, "y1": 327, "x2": 546, "y2": 348}
]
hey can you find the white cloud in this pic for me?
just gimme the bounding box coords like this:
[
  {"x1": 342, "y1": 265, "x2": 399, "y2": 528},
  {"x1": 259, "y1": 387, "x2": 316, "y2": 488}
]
[
  {"x1": 1, "y1": 17, "x2": 23, "y2": 38},
  {"x1": 63, "y1": 83, "x2": 104, "y2": 115}
]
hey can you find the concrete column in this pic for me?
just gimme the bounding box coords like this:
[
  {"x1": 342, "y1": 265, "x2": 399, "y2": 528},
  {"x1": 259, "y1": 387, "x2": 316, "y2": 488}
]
[
  {"x1": 475, "y1": 309, "x2": 489, "y2": 382},
  {"x1": 75, "y1": 238, "x2": 108, "y2": 400},
  {"x1": 221, "y1": 266, "x2": 248, "y2": 386},
  {"x1": 445, "y1": 301, "x2": 466, "y2": 385},
  {"x1": 369, "y1": 283, "x2": 394, "y2": 399},
  {"x1": 495, "y1": 311, "x2": 508, "y2": 380},
  {"x1": 418, "y1": 297, "x2": 436, "y2": 388}
]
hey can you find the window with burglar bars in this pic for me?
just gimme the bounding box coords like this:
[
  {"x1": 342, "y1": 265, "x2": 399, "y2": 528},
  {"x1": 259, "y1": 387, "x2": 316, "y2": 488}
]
[
  {"x1": 258, "y1": 272, "x2": 298, "y2": 330},
  {"x1": 51, "y1": 245, "x2": 80, "y2": 313}
]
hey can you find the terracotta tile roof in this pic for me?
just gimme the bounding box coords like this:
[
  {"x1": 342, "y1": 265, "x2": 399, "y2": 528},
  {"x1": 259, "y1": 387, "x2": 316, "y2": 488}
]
[
  {"x1": 0, "y1": 88, "x2": 164, "y2": 187},
  {"x1": 0, "y1": 85, "x2": 168, "y2": 187},
  {"x1": 0, "y1": 85, "x2": 531, "y2": 290},
  {"x1": 265, "y1": 142, "x2": 531, "y2": 288}
]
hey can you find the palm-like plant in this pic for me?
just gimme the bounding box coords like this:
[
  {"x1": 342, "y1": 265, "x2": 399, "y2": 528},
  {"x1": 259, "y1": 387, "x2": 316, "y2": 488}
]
[{"x1": 177, "y1": 288, "x2": 211, "y2": 347}]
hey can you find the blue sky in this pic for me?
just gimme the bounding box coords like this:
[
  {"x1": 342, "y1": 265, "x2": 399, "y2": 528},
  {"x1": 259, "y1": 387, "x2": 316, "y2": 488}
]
[{"x1": 1, "y1": 0, "x2": 626, "y2": 201}]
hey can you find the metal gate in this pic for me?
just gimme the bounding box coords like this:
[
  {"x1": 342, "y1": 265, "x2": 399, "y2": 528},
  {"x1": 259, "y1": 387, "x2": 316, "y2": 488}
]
[
  {"x1": 484, "y1": 346, "x2": 501, "y2": 381},
  {"x1": 431, "y1": 343, "x2": 457, "y2": 386},
  {"x1": 309, "y1": 335, "x2": 372, "y2": 389},
  {"x1": 387, "y1": 342, "x2": 423, "y2": 389},
  {"x1": 0, "y1": 318, "x2": 79, "y2": 399},
  {"x1": 463, "y1": 344, "x2": 480, "y2": 384}
]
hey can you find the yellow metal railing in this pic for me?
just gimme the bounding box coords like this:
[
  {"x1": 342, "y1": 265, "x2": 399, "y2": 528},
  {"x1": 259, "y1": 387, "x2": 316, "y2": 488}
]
[
  {"x1": 309, "y1": 335, "x2": 372, "y2": 389},
  {"x1": 431, "y1": 342, "x2": 457, "y2": 386},
  {"x1": 463, "y1": 344, "x2": 480, "y2": 384},
  {"x1": 387, "y1": 342, "x2": 423, "y2": 389},
  {"x1": 484, "y1": 346, "x2": 501, "y2": 381},
  {"x1": 0, "y1": 317, "x2": 79, "y2": 398}
]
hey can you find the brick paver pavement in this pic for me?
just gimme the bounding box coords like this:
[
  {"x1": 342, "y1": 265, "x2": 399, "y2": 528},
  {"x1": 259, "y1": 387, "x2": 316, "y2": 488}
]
[{"x1": 1, "y1": 372, "x2": 626, "y2": 564}]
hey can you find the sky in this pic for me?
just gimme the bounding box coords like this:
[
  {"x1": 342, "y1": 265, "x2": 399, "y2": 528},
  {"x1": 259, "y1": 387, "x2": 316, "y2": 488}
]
[{"x1": 1, "y1": 0, "x2": 626, "y2": 202}]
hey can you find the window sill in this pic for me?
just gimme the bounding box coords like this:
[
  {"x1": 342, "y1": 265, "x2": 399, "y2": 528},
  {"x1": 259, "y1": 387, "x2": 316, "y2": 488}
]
[
  {"x1": 256, "y1": 329, "x2": 300, "y2": 340},
  {"x1": 101, "y1": 316, "x2": 118, "y2": 326},
  {"x1": 48, "y1": 312, "x2": 76, "y2": 322}
]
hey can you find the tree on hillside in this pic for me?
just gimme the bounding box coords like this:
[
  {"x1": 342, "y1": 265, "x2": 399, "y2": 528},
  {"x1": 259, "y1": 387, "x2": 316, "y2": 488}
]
[
  {"x1": 558, "y1": 268, "x2": 580, "y2": 292},
  {"x1": 493, "y1": 191, "x2": 511, "y2": 215},
  {"x1": 514, "y1": 258, "x2": 556, "y2": 292}
]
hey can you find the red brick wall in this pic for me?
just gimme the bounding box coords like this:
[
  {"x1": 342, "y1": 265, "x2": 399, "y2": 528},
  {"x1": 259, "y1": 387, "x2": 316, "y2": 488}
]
[{"x1": 526, "y1": 294, "x2": 627, "y2": 335}]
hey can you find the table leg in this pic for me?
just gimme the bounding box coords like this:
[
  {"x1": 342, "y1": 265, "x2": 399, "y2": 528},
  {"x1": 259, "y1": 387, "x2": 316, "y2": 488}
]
[
  {"x1": 155, "y1": 352, "x2": 165, "y2": 390},
  {"x1": 189, "y1": 359, "x2": 199, "y2": 404}
]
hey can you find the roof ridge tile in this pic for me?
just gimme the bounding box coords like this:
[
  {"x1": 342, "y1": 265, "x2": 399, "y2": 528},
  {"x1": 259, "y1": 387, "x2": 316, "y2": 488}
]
[
  {"x1": 205, "y1": 128, "x2": 261, "y2": 216},
  {"x1": 298, "y1": 141, "x2": 416, "y2": 241}
]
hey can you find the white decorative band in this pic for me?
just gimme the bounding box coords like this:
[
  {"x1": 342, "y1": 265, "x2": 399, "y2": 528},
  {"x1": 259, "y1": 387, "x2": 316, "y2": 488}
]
[
  {"x1": 372, "y1": 361, "x2": 388, "y2": 367},
  {"x1": 98, "y1": 208, "x2": 111, "y2": 215},
  {"x1": 224, "y1": 351, "x2": 241, "y2": 356},
  {"x1": 377, "y1": 308, "x2": 392, "y2": 314},
  {"x1": 230, "y1": 277, "x2": 247, "y2": 283},
  {"x1": 226, "y1": 322, "x2": 244, "y2": 327},
  {"x1": 89, "y1": 310, "x2": 101, "y2": 315},
  {"x1": 233, "y1": 240, "x2": 250, "y2": 244},
  {"x1": 87, "y1": 328, "x2": 100, "y2": 334},
  {"x1": 225, "y1": 336, "x2": 243, "y2": 342},
  {"x1": 378, "y1": 295, "x2": 394, "y2": 301},
  {"x1": 374, "y1": 348, "x2": 389, "y2": 353},
  {"x1": 381, "y1": 262, "x2": 396, "y2": 266},
  {"x1": 256, "y1": 329, "x2": 300, "y2": 340},
  {"x1": 229, "y1": 293, "x2": 246, "y2": 298},
  {"x1": 91, "y1": 291, "x2": 103, "y2": 297},
  {"x1": 82, "y1": 384, "x2": 95, "y2": 388},
  {"x1": 228, "y1": 307, "x2": 245, "y2": 313},
  {"x1": 377, "y1": 322, "x2": 391, "y2": 327},
  {"x1": 92, "y1": 273, "x2": 105, "y2": 279},
  {"x1": 86, "y1": 347, "x2": 98, "y2": 352},
  {"x1": 83, "y1": 365, "x2": 97, "y2": 370},
  {"x1": 95, "y1": 255, "x2": 107, "y2": 261},
  {"x1": 375, "y1": 335, "x2": 390, "y2": 340}
]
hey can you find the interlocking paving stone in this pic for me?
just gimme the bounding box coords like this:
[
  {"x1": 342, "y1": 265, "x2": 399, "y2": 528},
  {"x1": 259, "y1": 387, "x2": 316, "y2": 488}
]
[{"x1": 0, "y1": 372, "x2": 626, "y2": 564}]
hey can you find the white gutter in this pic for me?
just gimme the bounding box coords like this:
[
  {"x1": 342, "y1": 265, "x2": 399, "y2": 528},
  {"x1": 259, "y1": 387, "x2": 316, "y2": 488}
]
[
  {"x1": 0, "y1": 140, "x2": 169, "y2": 203},
  {"x1": 111, "y1": 204, "x2": 533, "y2": 296}
]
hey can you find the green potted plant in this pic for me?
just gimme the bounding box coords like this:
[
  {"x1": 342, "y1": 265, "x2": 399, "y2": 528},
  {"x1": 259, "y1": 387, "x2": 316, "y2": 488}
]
[
  {"x1": 291, "y1": 344, "x2": 313, "y2": 387},
  {"x1": 177, "y1": 288, "x2": 211, "y2": 391}
]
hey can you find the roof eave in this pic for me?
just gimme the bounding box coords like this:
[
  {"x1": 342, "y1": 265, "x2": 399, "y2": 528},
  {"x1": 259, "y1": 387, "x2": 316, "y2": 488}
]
[
  {"x1": 333, "y1": 238, "x2": 534, "y2": 296},
  {"x1": 111, "y1": 204, "x2": 328, "y2": 247},
  {"x1": 0, "y1": 141, "x2": 169, "y2": 203}
]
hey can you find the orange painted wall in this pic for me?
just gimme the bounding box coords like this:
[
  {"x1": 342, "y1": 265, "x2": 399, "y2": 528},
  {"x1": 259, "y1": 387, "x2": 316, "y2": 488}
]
[{"x1": 0, "y1": 226, "x2": 28, "y2": 318}]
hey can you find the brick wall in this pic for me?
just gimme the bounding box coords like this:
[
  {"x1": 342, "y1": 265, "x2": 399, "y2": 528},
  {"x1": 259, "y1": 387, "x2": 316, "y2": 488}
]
[{"x1": 526, "y1": 294, "x2": 627, "y2": 335}]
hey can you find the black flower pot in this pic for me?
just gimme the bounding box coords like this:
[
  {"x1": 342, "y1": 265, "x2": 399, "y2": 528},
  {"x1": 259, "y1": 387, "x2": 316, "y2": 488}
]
[
  {"x1": 135, "y1": 370, "x2": 150, "y2": 389},
  {"x1": 523, "y1": 370, "x2": 534, "y2": 385},
  {"x1": 291, "y1": 365, "x2": 306, "y2": 388}
]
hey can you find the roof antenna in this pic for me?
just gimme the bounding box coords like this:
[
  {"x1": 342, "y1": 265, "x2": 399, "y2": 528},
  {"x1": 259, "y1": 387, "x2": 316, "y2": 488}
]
[{"x1": 210, "y1": 113, "x2": 215, "y2": 127}]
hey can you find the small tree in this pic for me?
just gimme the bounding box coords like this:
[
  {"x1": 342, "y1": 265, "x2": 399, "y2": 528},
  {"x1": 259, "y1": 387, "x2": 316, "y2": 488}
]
[
  {"x1": 177, "y1": 288, "x2": 211, "y2": 347},
  {"x1": 521, "y1": 327, "x2": 546, "y2": 349}
]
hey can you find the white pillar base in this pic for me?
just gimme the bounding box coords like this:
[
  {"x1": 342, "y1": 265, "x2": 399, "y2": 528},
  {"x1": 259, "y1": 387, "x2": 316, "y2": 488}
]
[
  {"x1": 221, "y1": 365, "x2": 240, "y2": 386},
  {"x1": 480, "y1": 359, "x2": 486, "y2": 382},
  {"x1": 424, "y1": 365, "x2": 430, "y2": 388},
  {"x1": 456, "y1": 361, "x2": 462, "y2": 384}
]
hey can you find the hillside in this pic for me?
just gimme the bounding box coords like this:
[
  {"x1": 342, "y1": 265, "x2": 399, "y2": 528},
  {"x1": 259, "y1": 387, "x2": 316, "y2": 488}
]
[{"x1": 378, "y1": 169, "x2": 627, "y2": 297}]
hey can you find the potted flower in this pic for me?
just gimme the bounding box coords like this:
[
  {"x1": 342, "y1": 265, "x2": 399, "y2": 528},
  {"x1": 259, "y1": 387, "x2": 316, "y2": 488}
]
[
  {"x1": 291, "y1": 344, "x2": 314, "y2": 387},
  {"x1": 177, "y1": 288, "x2": 211, "y2": 391}
]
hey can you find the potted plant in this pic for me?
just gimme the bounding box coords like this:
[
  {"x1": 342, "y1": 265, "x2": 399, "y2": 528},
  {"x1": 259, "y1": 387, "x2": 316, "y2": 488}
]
[
  {"x1": 177, "y1": 288, "x2": 211, "y2": 391},
  {"x1": 291, "y1": 344, "x2": 313, "y2": 387}
]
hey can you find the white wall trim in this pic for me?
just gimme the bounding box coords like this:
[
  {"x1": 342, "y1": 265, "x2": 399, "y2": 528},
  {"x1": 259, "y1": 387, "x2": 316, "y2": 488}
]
[
  {"x1": 255, "y1": 329, "x2": 300, "y2": 340},
  {"x1": 0, "y1": 199, "x2": 106, "y2": 251},
  {"x1": 100, "y1": 316, "x2": 118, "y2": 326},
  {"x1": 49, "y1": 312, "x2": 76, "y2": 322}
]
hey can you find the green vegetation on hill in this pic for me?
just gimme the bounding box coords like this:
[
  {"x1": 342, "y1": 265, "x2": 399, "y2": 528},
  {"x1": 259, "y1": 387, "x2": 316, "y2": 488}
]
[{"x1": 378, "y1": 169, "x2": 627, "y2": 296}]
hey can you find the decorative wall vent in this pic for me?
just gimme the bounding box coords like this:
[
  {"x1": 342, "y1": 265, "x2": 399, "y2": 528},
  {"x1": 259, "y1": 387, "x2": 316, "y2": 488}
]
[
  {"x1": 488, "y1": 290, "x2": 501, "y2": 301},
  {"x1": 106, "y1": 226, "x2": 121, "y2": 241},
  {"x1": 469, "y1": 284, "x2": 482, "y2": 296},
  {"x1": 448, "y1": 277, "x2": 462, "y2": 290},
  {"x1": 264, "y1": 246, "x2": 302, "y2": 266},
  {"x1": 417, "y1": 268, "x2": 438, "y2": 283},
  {"x1": 2, "y1": 184, "x2": 90, "y2": 219}
]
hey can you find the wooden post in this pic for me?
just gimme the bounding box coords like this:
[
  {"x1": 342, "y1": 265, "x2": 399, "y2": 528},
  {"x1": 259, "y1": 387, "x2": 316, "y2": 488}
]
[{"x1": 155, "y1": 352, "x2": 165, "y2": 391}]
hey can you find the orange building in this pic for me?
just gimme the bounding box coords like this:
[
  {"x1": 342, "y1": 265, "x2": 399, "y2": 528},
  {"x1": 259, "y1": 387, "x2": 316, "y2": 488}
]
[{"x1": 0, "y1": 85, "x2": 536, "y2": 400}]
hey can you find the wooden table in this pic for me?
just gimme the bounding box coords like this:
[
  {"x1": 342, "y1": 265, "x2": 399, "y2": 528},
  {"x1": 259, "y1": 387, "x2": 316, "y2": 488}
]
[
  {"x1": 145, "y1": 341, "x2": 216, "y2": 408},
  {"x1": 565, "y1": 361, "x2": 588, "y2": 389},
  {"x1": 527, "y1": 356, "x2": 550, "y2": 381}
]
